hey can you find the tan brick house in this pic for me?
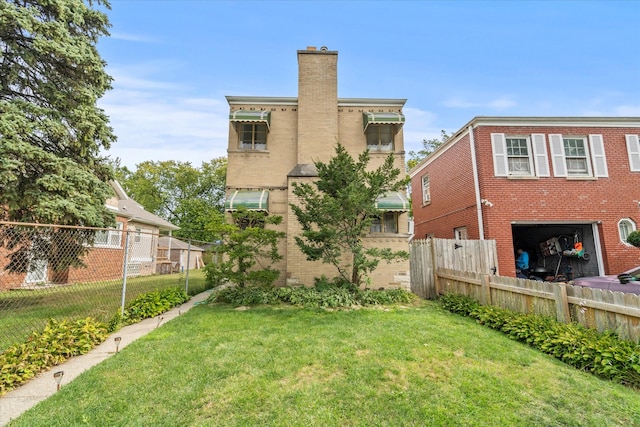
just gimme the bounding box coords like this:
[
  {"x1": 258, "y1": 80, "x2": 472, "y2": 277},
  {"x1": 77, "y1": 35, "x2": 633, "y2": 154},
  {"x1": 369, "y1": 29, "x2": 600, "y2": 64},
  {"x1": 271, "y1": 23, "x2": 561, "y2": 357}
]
[
  {"x1": 224, "y1": 46, "x2": 411, "y2": 288},
  {"x1": 409, "y1": 117, "x2": 640, "y2": 279}
]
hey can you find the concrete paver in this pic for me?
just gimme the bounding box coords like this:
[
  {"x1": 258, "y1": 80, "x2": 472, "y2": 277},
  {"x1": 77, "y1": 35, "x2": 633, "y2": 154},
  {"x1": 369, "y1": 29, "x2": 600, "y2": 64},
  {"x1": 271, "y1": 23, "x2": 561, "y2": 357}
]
[{"x1": 0, "y1": 290, "x2": 211, "y2": 426}]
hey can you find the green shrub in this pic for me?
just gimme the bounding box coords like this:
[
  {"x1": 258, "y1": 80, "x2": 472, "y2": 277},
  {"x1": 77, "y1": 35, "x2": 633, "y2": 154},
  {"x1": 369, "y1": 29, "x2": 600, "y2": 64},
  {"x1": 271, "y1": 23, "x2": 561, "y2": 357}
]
[
  {"x1": 207, "y1": 285, "x2": 415, "y2": 309},
  {"x1": 0, "y1": 318, "x2": 108, "y2": 395},
  {"x1": 439, "y1": 293, "x2": 480, "y2": 316},
  {"x1": 440, "y1": 294, "x2": 640, "y2": 389},
  {"x1": 626, "y1": 230, "x2": 640, "y2": 248},
  {"x1": 121, "y1": 287, "x2": 188, "y2": 325}
]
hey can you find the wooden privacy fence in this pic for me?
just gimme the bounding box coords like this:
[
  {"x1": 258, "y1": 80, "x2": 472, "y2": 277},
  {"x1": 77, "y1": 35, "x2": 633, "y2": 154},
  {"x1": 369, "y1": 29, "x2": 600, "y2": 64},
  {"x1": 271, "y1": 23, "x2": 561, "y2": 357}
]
[
  {"x1": 410, "y1": 238, "x2": 498, "y2": 299},
  {"x1": 436, "y1": 268, "x2": 640, "y2": 343}
]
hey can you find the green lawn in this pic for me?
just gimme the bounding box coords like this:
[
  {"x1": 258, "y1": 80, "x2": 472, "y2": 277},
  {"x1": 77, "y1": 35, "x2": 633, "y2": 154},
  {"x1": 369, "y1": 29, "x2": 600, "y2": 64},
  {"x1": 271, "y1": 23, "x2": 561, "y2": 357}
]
[
  {"x1": 9, "y1": 300, "x2": 640, "y2": 427},
  {"x1": 0, "y1": 269, "x2": 209, "y2": 351}
]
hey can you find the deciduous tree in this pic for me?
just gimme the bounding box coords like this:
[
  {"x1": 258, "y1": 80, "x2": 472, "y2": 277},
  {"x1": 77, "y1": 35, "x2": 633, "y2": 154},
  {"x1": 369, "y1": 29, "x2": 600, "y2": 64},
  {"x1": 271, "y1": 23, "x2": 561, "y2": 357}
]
[
  {"x1": 406, "y1": 130, "x2": 450, "y2": 170},
  {"x1": 290, "y1": 143, "x2": 409, "y2": 287},
  {"x1": 117, "y1": 158, "x2": 227, "y2": 242}
]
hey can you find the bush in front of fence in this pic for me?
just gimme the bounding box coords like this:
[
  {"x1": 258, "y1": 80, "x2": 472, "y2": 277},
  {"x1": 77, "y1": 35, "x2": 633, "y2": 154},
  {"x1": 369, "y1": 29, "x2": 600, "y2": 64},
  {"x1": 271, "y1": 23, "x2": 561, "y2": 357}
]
[
  {"x1": 0, "y1": 317, "x2": 108, "y2": 395},
  {"x1": 440, "y1": 294, "x2": 640, "y2": 389},
  {"x1": 207, "y1": 285, "x2": 416, "y2": 308},
  {"x1": 107, "y1": 287, "x2": 189, "y2": 332},
  {"x1": 1, "y1": 287, "x2": 190, "y2": 395}
]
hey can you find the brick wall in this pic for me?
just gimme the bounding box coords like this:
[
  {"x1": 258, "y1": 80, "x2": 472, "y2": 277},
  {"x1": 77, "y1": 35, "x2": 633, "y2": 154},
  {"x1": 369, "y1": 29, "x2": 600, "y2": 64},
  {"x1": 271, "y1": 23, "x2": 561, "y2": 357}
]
[{"x1": 411, "y1": 121, "x2": 640, "y2": 277}]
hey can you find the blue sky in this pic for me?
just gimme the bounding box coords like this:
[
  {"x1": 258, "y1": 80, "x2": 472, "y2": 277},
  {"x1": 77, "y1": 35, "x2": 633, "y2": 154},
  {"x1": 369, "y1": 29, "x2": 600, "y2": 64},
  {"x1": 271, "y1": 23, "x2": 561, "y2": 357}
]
[{"x1": 97, "y1": 0, "x2": 640, "y2": 169}]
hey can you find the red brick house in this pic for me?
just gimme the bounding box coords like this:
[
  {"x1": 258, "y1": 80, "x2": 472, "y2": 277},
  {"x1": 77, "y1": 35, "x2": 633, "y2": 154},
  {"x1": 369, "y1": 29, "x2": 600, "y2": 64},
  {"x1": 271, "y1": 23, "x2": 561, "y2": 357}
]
[
  {"x1": 0, "y1": 181, "x2": 178, "y2": 290},
  {"x1": 409, "y1": 116, "x2": 640, "y2": 279}
]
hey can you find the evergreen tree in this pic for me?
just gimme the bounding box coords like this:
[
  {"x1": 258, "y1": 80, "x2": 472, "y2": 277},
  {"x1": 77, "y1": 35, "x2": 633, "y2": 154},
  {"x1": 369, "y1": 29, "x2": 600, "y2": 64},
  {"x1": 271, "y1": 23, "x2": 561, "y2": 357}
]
[
  {"x1": 0, "y1": 0, "x2": 115, "y2": 272},
  {"x1": 291, "y1": 143, "x2": 409, "y2": 287}
]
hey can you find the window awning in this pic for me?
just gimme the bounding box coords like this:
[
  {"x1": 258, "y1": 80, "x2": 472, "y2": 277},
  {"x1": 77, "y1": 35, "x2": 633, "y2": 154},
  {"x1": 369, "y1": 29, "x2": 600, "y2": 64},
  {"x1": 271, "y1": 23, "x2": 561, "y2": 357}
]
[
  {"x1": 375, "y1": 192, "x2": 409, "y2": 212},
  {"x1": 363, "y1": 112, "x2": 405, "y2": 131},
  {"x1": 225, "y1": 190, "x2": 269, "y2": 212},
  {"x1": 229, "y1": 110, "x2": 271, "y2": 130}
]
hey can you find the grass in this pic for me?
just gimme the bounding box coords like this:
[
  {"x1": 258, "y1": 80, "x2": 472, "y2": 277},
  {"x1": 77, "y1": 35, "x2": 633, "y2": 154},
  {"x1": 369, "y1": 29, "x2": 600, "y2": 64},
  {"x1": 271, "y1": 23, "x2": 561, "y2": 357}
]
[
  {"x1": 8, "y1": 300, "x2": 640, "y2": 427},
  {"x1": 0, "y1": 269, "x2": 209, "y2": 351}
]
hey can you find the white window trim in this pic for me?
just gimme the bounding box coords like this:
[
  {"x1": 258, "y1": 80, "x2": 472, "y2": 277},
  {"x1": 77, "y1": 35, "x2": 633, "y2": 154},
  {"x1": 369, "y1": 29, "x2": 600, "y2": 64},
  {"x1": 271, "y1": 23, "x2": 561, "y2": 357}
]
[
  {"x1": 618, "y1": 218, "x2": 636, "y2": 246},
  {"x1": 421, "y1": 174, "x2": 430, "y2": 204},
  {"x1": 454, "y1": 226, "x2": 468, "y2": 240},
  {"x1": 626, "y1": 135, "x2": 640, "y2": 172},
  {"x1": 492, "y1": 133, "x2": 548, "y2": 177},
  {"x1": 550, "y1": 134, "x2": 607, "y2": 178},
  {"x1": 94, "y1": 222, "x2": 124, "y2": 248}
]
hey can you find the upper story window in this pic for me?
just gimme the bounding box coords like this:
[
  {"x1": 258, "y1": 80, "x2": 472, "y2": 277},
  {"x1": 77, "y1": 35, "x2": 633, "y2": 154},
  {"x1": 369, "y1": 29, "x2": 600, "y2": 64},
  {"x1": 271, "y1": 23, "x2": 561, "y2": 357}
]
[
  {"x1": 94, "y1": 221, "x2": 123, "y2": 247},
  {"x1": 549, "y1": 134, "x2": 608, "y2": 178},
  {"x1": 366, "y1": 125, "x2": 394, "y2": 151},
  {"x1": 625, "y1": 135, "x2": 640, "y2": 172},
  {"x1": 491, "y1": 133, "x2": 549, "y2": 177},
  {"x1": 229, "y1": 110, "x2": 271, "y2": 151},
  {"x1": 505, "y1": 137, "x2": 534, "y2": 175},
  {"x1": 563, "y1": 137, "x2": 590, "y2": 175},
  {"x1": 619, "y1": 219, "x2": 636, "y2": 245},
  {"x1": 421, "y1": 174, "x2": 430, "y2": 204},
  {"x1": 362, "y1": 112, "x2": 404, "y2": 152},
  {"x1": 239, "y1": 123, "x2": 268, "y2": 150}
]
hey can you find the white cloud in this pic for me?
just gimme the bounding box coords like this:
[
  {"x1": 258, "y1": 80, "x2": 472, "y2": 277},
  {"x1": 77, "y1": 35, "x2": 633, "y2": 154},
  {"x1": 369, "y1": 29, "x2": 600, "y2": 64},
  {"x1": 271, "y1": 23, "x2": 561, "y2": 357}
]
[
  {"x1": 98, "y1": 67, "x2": 229, "y2": 169},
  {"x1": 443, "y1": 95, "x2": 517, "y2": 110}
]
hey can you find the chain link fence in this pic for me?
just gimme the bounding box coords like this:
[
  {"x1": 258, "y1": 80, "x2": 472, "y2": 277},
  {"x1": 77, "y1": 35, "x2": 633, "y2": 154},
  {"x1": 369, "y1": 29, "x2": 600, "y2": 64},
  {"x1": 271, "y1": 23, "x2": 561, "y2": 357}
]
[{"x1": 0, "y1": 221, "x2": 217, "y2": 352}]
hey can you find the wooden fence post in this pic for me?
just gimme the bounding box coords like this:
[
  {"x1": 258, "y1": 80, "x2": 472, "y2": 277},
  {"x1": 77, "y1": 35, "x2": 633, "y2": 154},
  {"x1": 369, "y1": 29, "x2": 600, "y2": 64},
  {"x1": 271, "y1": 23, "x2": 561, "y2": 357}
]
[
  {"x1": 481, "y1": 274, "x2": 491, "y2": 305},
  {"x1": 554, "y1": 283, "x2": 571, "y2": 324},
  {"x1": 430, "y1": 238, "x2": 439, "y2": 296}
]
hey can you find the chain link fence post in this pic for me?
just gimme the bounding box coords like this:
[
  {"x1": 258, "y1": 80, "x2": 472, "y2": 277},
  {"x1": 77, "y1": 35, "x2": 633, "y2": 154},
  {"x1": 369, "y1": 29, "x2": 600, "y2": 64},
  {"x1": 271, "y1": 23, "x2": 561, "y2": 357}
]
[{"x1": 120, "y1": 231, "x2": 131, "y2": 316}]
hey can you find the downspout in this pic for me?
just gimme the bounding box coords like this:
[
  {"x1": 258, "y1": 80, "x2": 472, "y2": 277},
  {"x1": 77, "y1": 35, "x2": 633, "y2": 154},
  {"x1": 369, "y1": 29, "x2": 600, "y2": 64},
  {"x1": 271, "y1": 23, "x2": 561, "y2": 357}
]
[{"x1": 469, "y1": 125, "x2": 485, "y2": 240}]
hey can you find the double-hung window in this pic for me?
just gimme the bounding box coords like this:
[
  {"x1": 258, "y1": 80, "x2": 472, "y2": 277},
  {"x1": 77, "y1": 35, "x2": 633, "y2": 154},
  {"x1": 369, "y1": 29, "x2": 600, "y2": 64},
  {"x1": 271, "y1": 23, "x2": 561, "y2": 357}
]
[
  {"x1": 421, "y1": 174, "x2": 430, "y2": 204},
  {"x1": 366, "y1": 125, "x2": 394, "y2": 151},
  {"x1": 491, "y1": 133, "x2": 548, "y2": 177},
  {"x1": 563, "y1": 137, "x2": 590, "y2": 176},
  {"x1": 240, "y1": 123, "x2": 268, "y2": 150},
  {"x1": 549, "y1": 134, "x2": 608, "y2": 178},
  {"x1": 505, "y1": 137, "x2": 533, "y2": 175}
]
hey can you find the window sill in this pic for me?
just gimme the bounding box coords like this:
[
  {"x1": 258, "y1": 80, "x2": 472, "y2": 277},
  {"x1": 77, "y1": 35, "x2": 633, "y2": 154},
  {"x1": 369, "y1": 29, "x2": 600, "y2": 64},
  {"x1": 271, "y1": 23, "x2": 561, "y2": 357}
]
[
  {"x1": 506, "y1": 175, "x2": 539, "y2": 180},
  {"x1": 566, "y1": 176, "x2": 598, "y2": 181},
  {"x1": 229, "y1": 149, "x2": 270, "y2": 154}
]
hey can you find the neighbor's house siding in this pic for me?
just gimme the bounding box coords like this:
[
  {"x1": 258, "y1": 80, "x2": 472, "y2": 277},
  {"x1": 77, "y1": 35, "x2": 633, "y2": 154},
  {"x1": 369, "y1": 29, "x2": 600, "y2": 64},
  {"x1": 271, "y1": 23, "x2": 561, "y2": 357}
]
[{"x1": 410, "y1": 118, "x2": 640, "y2": 278}]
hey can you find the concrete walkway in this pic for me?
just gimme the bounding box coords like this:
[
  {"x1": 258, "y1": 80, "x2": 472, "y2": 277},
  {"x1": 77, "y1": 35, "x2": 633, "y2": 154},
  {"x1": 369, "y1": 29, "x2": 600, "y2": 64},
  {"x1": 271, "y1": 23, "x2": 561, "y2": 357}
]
[{"x1": 0, "y1": 290, "x2": 212, "y2": 426}]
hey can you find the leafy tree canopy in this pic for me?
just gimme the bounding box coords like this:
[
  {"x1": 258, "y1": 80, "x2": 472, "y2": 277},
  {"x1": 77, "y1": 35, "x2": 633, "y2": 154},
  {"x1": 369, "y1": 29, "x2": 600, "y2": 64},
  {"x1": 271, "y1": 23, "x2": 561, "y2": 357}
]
[
  {"x1": 0, "y1": 0, "x2": 116, "y2": 227},
  {"x1": 406, "y1": 130, "x2": 450, "y2": 170},
  {"x1": 291, "y1": 143, "x2": 409, "y2": 287},
  {"x1": 116, "y1": 158, "x2": 227, "y2": 242}
]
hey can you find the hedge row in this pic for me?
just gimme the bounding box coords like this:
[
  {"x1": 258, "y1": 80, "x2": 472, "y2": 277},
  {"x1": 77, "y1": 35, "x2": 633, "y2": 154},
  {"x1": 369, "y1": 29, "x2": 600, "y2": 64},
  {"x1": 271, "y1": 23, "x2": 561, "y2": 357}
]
[
  {"x1": 207, "y1": 285, "x2": 416, "y2": 308},
  {"x1": 440, "y1": 293, "x2": 640, "y2": 389}
]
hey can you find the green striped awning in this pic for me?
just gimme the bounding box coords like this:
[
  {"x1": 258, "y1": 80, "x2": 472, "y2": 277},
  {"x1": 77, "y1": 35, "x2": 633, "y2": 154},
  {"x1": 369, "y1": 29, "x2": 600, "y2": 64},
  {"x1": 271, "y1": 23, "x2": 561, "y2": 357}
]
[
  {"x1": 375, "y1": 192, "x2": 409, "y2": 212},
  {"x1": 363, "y1": 112, "x2": 405, "y2": 131},
  {"x1": 229, "y1": 110, "x2": 271, "y2": 130},
  {"x1": 225, "y1": 190, "x2": 269, "y2": 212}
]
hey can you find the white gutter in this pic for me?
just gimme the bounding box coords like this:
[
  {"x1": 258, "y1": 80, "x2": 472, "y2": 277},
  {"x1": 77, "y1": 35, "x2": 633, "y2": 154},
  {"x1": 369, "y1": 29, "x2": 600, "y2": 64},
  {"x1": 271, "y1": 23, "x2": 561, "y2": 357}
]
[{"x1": 469, "y1": 125, "x2": 485, "y2": 240}]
